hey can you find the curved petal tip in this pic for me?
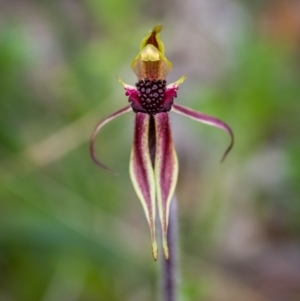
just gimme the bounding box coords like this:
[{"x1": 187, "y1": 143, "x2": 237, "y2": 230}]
[
  {"x1": 90, "y1": 105, "x2": 132, "y2": 175},
  {"x1": 172, "y1": 104, "x2": 234, "y2": 162}
]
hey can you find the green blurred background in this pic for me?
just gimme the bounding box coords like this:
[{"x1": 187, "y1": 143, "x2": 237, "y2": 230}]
[{"x1": 1, "y1": 0, "x2": 300, "y2": 300}]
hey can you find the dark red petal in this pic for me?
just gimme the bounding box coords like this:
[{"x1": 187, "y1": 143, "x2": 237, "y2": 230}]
[{"x1": 172, "y1": 104, "x2": 234, "y2": 162}]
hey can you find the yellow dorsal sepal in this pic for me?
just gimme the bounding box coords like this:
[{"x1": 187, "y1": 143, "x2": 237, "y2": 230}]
[
  {"x1": 141, "y1": 44, "x2": 161, "y2": 62},
  {"x1": 131, "y1": 25, "x2": 172, "y2": 73}
]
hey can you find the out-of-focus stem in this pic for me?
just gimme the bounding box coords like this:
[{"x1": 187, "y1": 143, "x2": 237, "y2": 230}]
[{"x1": 160, "y1": 197, "x2": 179, "y2": 301}]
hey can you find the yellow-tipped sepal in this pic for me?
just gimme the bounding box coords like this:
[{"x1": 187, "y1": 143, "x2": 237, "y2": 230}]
[
  {"x1": 153, "y1": 113, "x2": 179, "y2": 262},
  {"x1": 129, "y1": 113, "x2": 158, "y2": 261},
  {"x1": 152, "y1": 242, "x2": 158, "y2": 261},
  {"x1": 163, "y1": 237, "x2": 169, "y2": 260},
  {"x1": 131, "y1": 26, "x2": 172, "y2": 80}
]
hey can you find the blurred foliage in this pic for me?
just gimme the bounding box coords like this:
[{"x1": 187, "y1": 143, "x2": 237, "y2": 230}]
[{"x1": 0, "y1": 0, "x2": 300, "y2": 301}]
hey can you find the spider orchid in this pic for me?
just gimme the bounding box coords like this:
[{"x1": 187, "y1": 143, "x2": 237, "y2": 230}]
[{"x1": 90, "y1": 26, "x2": 234, "y2": 260}]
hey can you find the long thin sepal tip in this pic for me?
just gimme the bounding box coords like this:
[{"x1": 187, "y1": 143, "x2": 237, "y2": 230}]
[
  {"x1": 163, "y1": 239, "x2": 169, "y2": 260},
  {"x1": 152, "y1": 243, "x2": 158, "y2": 261},
  {"x1": 220, "y1": 138, "x2": 234, "y2": 163}
]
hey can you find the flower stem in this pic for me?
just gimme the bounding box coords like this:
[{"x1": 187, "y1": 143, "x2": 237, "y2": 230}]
[{"x1": 160, "y1": 197, "x2": 179, "y2": 301}]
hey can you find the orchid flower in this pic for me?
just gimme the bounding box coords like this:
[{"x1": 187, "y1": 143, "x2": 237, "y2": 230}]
[{"x1": 90, "y1": 26, "x2": 234, "y2": 260}]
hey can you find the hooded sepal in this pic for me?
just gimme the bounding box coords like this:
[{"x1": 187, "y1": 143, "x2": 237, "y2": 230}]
[
  {"x1": 172, "y1": 104, "x2": 234, "y2": 161},
  {"x1": 154, "y1": 113, "x2": 178, "y2": 259},
  {"x1": 131, "y1": 26, "x2": 172, "y2": 81},
  {"x1": 129, "y1": 113, "x2": 158, "y2": 260}
]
